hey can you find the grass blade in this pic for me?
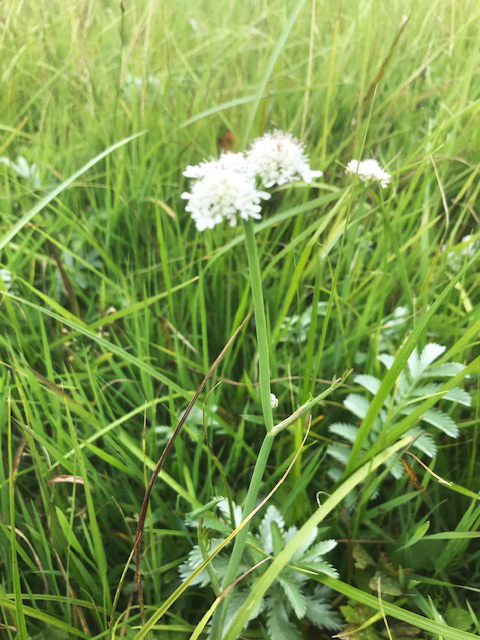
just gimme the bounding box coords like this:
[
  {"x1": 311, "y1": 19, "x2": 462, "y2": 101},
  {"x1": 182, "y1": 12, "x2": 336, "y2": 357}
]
[{"x1": 0, "y1": 132, "x2": 145, "y2": 252}]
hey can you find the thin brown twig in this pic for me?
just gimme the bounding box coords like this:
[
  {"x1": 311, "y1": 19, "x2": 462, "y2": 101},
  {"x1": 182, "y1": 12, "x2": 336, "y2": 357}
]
[
  {"x1": 47, "y1": 241, "x2": 79, "y2": 317},
  {"x1": 188, "y1": 370, "x2": 337, "y2": 388},
  {"x1": 133, "y1": 310, "x2": 253, "y2": 625},
  {"x1": 7, "y1": 526, "x2": 49, "y2": 595},
  {"x1": 12, "y1": 437, "x2": 26, "y2": 482},
  {"x1": 362, "y1": 15, "x2": 410, "y2": 110},
  {"x1": 404, "y1": 451, "x2": 452, "y2": 486},
  {"x1": 53, "y1": 549, "x2": 91, "y2": 635}
]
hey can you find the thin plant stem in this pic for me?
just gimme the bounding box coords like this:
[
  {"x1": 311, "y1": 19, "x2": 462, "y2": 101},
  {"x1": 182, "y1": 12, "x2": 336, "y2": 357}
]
[
  {"x1": 210, "y1": 218, "x2": 274, "y2": 640},
  {"x1": 243, "y1": 218, "x2": 274, "y2": 435}
]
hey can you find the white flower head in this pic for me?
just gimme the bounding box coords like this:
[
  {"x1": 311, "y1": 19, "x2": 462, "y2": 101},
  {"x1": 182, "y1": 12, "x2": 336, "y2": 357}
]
[
  {"x1": 270, "y1": 393, "x2": 278, "y2": 409},
  {"x1": 183, "y1": 152, "x2": 247, "y2": 180},
  {"x1": 345, "y1": 159, "x2": 391, "y2": 188},
  {"x1": 182, "y1": 157, "x2": 270, "y2": 232},
  {"x1": 124, "y1": 73, "x2": 160, "y2": 93},
  {"x1": 0, "y1": 155, "x2": 40, "y2": 189},
  {"x1": 246, "y1": 130, "x2": 322, "y2": 188},
  {"x1": 0, "y1": 269, "x2": 13, "y2": 291}
]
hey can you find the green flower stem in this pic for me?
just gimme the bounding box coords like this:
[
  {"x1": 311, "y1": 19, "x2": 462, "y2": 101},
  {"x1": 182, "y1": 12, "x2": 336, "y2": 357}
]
[
  {"x1": 242, "y1": 218, "x2": 275, "y2": 435},
  {"x1": 210, "y1": 218, "x2": 275, "y2": 640}
]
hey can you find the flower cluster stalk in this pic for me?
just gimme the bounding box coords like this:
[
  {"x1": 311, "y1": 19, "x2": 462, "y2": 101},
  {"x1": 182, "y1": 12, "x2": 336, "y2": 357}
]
[{"x1": 210, "y1": 218, "x2": 274, "y2": 640}]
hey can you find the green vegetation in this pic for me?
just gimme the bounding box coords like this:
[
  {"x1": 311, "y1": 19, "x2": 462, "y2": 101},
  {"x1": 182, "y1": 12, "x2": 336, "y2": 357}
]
[{"x1": 1, "y1": 1, "x2": 479, "y2": 638}]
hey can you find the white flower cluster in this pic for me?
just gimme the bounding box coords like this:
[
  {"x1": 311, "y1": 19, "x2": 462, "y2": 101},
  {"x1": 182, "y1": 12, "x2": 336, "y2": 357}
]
[
  {"x1": 270, "y1": 392, "x2": 278, "y2": 409},
  {"x1": 0, "y1": 155, "x2": 40, "y2": 189},
  {"x1": 0, "y1": 269, "x2": 13, "y2": 291},
  {"x1": 247, "y1": 130, "x2": 322, "y2": 188},
  {"x1": 181, "y1": 156, "x2": 271, "y2": 231},
  {"x1": 124, "y1": 73, "x2": 160, "y2": 94},
  {"x1": 345, "y1": 159, "x2": 391, "y2": 188},
  {"x1": 182, "y1": 131, "x2": 321, "y2": 231}
]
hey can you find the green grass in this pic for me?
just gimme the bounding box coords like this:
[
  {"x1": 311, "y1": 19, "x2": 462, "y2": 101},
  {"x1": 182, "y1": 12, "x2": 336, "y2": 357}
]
[{"x1": 1, "y1": 0, "x2": 480, "y2": 638}]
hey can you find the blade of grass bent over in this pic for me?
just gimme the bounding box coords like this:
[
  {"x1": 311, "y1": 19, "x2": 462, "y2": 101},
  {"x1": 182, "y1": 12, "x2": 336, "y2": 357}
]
[{"x1": 0, "y1": 132, "x2": 145, "y2": 252}]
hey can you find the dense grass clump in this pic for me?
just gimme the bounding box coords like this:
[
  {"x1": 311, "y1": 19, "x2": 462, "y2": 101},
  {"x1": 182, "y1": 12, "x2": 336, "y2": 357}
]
[{"x1": 0, "y1": 1, "x2": 479, "y2": 638}]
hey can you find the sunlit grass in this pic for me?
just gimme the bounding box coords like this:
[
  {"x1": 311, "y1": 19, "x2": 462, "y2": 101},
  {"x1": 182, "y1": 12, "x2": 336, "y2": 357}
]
[{"x1": 0, "y1": 0, "x2": 479, "y2": 638}]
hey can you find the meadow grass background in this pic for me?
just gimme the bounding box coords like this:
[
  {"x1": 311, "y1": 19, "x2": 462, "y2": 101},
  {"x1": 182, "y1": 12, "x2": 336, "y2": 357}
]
[{"x1": 1, "y1": 0, "x2": 480, "y2": 637}]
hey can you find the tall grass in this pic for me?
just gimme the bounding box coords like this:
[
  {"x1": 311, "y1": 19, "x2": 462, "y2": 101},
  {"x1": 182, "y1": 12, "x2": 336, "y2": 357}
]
[{"x1": 1, "y1": 0, "x2": 479, "y2": 638}]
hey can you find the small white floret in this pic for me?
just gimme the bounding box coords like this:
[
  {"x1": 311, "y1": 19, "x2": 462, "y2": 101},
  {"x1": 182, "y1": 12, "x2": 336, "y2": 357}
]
[
  {"x1": 0, "y1": 155, "x2": 40, "y2": 189},
  {"x1": 247, "y1": 130, "x2": 322, "y2": 188},
  {"x1": 270, "y1": 393, "x2": 278, "y2": 409},
  {"x1": 183, "y1": 152, "x2": 247, "y2": 180},
  {"x1": 345, "y1": 159, "x2": 391, "y2": 188}
]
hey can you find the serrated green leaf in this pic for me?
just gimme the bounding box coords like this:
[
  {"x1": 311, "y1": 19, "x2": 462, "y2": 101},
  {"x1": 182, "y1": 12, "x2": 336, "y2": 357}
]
[
  {"x1": 291, "y1": 526, "x2": 319, "y2": 561},
  {"x1": 304, "y1": 595, "x2": 342, "y2": 630},
  {"x1": 223, "y1": 439, "x2": 411, "y2": 640},
  {"x1": 421, "y1": 408, "x2": 459, "y2": 437},
  {"x1": 223, "y1": 589, "x2": 263, "y2": 634},
  {"x1": 443, "y1": 388, "x2": 471, "y2": 406},
  {"x1": 355, "y1": 374, "x2": 381, "y2": 395},
  {"x1": 271, "y1": 521, "x2": 285, "y2": 556},
  {"x1": 408, "y1": 428, "x2": 437, "y2": 457},
  {"x1": 407, "y1": 349, "x2": 421, "y2": 378},
  {"x1": 420, "y1": 343, "x2": 446, "y2": 370},
  {"x1": 346, "y1": 250, "x2": 478, "y2": 474},
  {"x1": 329, "y1": 422, "x2": 359, "y2": 443},
  {"x1": 344, "y1": 394, "x2": 370, "y2": 419},
  {"x1": 259, "y1": 505, "x2": 285, "y2": 553},
  {"x1": 327, "y1": 443, "x2": 351, "y2": 464},
  {"x1": 423, "y1": 362, "x2": 465, "y2": 377},
  {"x1": 278, "y1": 575, "x2": 307, "y2": 618},
  {"x1": 378, "y1": 353, "x2": 395, "y2": 369},
  {"x1": 299, "y1": 539, "x2": 337, "y2": 562},
  {"x1": 266, "y1": 602, "x2": 302, "y2": 640},
  {"x1": 303, "y1": 559, "x2": 339, "y2": 578}
]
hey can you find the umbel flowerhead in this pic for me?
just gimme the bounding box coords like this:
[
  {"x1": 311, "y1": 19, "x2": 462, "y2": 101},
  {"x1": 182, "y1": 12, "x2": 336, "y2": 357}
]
[
  {"x1": 181, "y1": 158, "x2": 271, "y2": 231},
  {"x1": 246, "y1": 130, "x2": 322, "y2": 188},
  {"x1": 182, "y1": 131, "x2": 321, "y2": 231},
  {"x1": 345, "y1": 158, "x2": 391, "y2": 188}
]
